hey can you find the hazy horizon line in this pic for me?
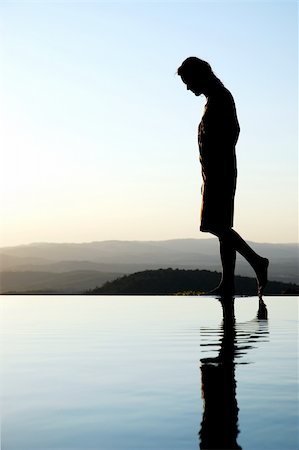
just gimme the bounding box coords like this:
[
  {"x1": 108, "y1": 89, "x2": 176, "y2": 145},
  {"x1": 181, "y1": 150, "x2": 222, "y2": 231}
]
[{"x1": 1, "y1": 237, "x2": 298, "y2": 249}]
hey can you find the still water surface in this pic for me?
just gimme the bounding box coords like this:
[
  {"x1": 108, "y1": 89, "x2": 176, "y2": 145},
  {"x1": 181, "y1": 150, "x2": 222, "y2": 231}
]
[{"x1": 1, "y1": 296, "x2": 298, "y2": 450}]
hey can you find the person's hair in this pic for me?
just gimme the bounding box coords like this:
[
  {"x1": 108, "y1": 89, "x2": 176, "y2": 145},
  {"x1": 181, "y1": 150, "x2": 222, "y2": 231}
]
[{"x1": 177, "y1": 57, "x2": 213, "y2": 79}]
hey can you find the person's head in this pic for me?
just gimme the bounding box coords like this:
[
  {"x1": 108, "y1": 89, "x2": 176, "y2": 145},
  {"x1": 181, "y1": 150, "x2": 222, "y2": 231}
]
[{"x1": 177, "y1": 57, "x2": 217, "y2": 96}]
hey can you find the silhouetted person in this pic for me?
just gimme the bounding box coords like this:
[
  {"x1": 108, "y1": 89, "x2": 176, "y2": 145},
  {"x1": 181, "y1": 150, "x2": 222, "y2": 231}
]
[
  {"x1": 177, "y1": 57, "x2": 269, "y2": 297},
  {"x1": 199, "y1": 297, "x2": 268, "y2": 449}
]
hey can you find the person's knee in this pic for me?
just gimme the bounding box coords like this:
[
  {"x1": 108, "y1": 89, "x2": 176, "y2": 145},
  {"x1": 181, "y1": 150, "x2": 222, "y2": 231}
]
[{"x1": 216, "y1": 228, "x2": 233, "y2": 241}]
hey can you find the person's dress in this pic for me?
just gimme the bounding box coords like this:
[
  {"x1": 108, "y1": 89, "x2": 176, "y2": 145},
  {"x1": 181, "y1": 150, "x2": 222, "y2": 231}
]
[{"x1": 198, "y1": 85, "x2": 240, "y2": 233}]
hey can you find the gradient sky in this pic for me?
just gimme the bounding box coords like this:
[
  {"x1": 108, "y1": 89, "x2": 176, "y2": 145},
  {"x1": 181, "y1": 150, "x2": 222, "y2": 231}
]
[{"x1": 1, "y1": 1, "x2": 298, "y2": 246}]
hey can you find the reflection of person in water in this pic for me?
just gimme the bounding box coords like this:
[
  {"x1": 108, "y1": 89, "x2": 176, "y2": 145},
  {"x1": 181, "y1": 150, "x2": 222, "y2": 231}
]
[
  {"x1": 177, "y1": 57, "x2": 269, "y2": 297},
  {"x1": 199, "y1": 297, "x2": 268, "y2": 450}
]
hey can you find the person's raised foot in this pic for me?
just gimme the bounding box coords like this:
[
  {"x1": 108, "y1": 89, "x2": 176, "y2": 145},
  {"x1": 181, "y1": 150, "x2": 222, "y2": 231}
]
[{"x1": 255, "y1": 257, "x2": 269, "y2": 297}]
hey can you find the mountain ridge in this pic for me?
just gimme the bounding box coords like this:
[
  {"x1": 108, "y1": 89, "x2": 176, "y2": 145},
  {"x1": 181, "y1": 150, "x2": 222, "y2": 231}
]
[{"x1": 1, "y1": 239, "x2": 298, "y2": 293}]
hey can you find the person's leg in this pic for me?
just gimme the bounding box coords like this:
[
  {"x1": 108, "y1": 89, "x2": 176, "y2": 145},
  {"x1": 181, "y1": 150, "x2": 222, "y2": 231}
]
[
  {"x1": 218, "y1": 235, "x2": 236, "y2": 295},
  {"x1": 228, "y1": 229, "x2": 269, "y2": 294},
  {"x1": 215, "y1": 229, "x2": 269, "y2": 295},
  {"x1": 207, "y1": 231, "x2": 236, "y2": 296}
]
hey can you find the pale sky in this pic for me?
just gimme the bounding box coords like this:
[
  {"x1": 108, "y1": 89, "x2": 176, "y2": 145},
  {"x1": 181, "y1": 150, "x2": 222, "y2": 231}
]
[{"x1": 1, "y1": 1, "x2": 298, "y2": 246}]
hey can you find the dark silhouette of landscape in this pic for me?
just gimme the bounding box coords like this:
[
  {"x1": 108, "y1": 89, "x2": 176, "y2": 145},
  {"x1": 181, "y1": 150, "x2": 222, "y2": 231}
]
[
  {"x1": 0, "y1": 239, "x2": 298, "y2": 294},
  {"x1": 199, "y1": 297, "x2": 269, "y2": 449},
  {"x1": 88, "y1": 268, "x2": 299, "y2": 296}
]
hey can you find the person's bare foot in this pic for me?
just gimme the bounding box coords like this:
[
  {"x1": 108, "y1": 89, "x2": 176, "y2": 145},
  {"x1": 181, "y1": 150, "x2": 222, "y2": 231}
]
[
  {"x1": 205, "y1": 283, "x2": 235, "y2": 298},
  {"x1": 255, "y1": 257, "x2": 269, "y2": 296}
]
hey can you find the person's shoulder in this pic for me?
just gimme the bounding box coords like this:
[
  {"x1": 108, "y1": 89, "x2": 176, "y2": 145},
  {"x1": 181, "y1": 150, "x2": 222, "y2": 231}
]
[
  {"x1": 216, "y1": 87, "x2": 238, "y2": 116},
  {"x1": 219, "y1": 86, "x2": 235, "y2": 104},
  {"x1": 209, "y1": 85, "x2": 233, "y2": 102}
]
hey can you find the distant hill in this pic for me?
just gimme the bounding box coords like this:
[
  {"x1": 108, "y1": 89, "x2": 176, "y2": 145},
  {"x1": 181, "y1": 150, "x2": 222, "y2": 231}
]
[
  {"x1": 88, "y1": 268, "x2": 299, "y2": 296},
  {"x1": 1, "y1": 270, "x2": 123, "y2": 294},
  {"x1": 1, "y1": 239, "x2": 298, "y2": 293}
]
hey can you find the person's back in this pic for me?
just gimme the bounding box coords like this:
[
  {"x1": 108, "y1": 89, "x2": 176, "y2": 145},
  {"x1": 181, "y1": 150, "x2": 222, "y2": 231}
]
[{"x1": 198, "y1": 85, "x2": 239, "y2": 181}]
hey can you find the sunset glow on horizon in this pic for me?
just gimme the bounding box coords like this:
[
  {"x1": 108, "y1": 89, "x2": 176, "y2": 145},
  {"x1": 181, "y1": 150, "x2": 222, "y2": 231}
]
[{"x1": 1, "y1": 1, "x2": 297, "y2": 247}]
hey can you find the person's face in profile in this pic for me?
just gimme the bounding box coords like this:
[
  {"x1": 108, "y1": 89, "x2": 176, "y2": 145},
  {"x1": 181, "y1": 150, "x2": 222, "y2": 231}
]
[{"x1": 181, "y1": 73, "x2": 204, "y2": 97}]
